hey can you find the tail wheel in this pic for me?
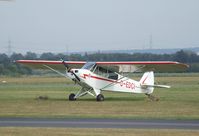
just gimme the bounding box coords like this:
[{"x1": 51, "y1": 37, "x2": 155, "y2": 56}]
[
  {"x1": 96, "y1": 94, "x2": 104, "y2": 101},
  {"x1": 146, "y1": 94, "x2": 159, "y2": 101},
  {"x1": 69, "y1": 93, "x2": 76, "y2": 101}
]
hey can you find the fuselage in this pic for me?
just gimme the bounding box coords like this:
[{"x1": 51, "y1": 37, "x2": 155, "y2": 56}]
[{"x1": 68, "y1": 68, "x2": 151, "y2": 94}]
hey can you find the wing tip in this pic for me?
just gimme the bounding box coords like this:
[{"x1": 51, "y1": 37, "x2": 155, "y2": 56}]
[{"x1": 176, "y1": 61, "x2": 190, "y2": 69}]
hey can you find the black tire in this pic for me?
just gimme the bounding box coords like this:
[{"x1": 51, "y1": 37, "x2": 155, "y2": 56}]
[
  {"x1": 96, "y1": 94, "x2": 104, "y2": 101},
  {"x1": 69, "y1": 93, "x2": 76, "y2": 101}
]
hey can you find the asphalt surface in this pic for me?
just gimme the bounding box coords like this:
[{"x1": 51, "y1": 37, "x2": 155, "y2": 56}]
[{"x1": 0, "y1": 118, "x2": 199, "y2": 129}]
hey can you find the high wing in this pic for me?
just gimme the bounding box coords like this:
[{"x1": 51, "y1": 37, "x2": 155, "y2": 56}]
[
  {"x1": 16, "y1": 60, "x2": 188, "y2": 73},
  {"x1": 95, "y1": 61, "x2": 189, "y2": 72},
  {"x1": 16, "y1": 60, "x2": 86, "y2": 71}
]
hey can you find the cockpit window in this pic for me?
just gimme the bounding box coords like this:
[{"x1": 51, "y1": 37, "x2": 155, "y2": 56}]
[
  {"x1": 93, "y1": 65, "x2": 118, "y2": 80},
  {"x1": 81, "y1": 62, "x2": 96, "y2": 70},
  {"x1": 82, "y1": 62, "x2": 118, "y2": 80}
]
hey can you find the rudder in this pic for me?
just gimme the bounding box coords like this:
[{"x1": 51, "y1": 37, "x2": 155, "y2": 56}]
[{"x1": 139, "y1": 71, "x2": 154, "y2": 94}]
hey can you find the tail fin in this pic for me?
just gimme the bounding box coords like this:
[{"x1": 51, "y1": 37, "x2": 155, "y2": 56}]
[
  {"x1": 139, "y1": 71, "x2": 170, "y2": 94},
  {"x1": 139, "y1": 71, "x2": 154, "y2": 94},
  {"x1": 140, "y1": 71, "x2": 154, "y2": 86}
]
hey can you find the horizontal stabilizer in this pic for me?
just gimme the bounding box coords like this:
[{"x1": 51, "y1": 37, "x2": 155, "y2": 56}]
[{"x1": 141, "y1": 84, "x2": 170, "y2": 89}]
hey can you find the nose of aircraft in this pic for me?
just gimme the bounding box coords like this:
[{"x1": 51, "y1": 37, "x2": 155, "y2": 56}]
[
  {"x1": 68, "y1": 69, "x2": 80, "y2": 81},
  {"x1": 70, "y1": 69, "x2": 89, "y2": 82},
  {"x1": 71, "y1": 69, "x2": 79, "y2": 74},
  {"x1": 72, "y1": 69, "x2": 87, "y2": 82}
]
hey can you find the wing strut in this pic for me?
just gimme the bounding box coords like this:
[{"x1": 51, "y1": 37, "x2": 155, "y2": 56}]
[
  {"x1": 100, "y1": 75, "x2": 126, "y2": 90},
  {"x1": 133, "y1": 65, "x2": 146, "y2": 72},
  {"x1": 43, "y1": 65, "x2": 68, "y2": 78}
]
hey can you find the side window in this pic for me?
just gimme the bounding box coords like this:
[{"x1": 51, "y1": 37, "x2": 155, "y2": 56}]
[
  {"x1": 93, "y1": 66, "x2": 118, "y2": 80},
  {"x1": 98, "y1": 66, "x2": 108, "y2": 77},
  {"x1": 108, "y1": 71, "x2": 118, "y2": 80},
  {"x1": 93, "y1": 66, "x2": 107, "y2": 77}
]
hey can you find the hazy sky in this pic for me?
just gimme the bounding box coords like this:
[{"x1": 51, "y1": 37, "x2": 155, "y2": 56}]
[{"x1": 0, "y1": 0, "x2": 199, "y2": 54}]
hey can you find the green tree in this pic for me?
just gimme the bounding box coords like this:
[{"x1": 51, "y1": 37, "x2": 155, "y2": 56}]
[
  {"x1": 40, "y1": 52, "x2": 56, "y2": 60},
  {"x1": 25, "y1": 52, "x2": 37, "y2": 60},
  {"x1": 174, "y1": 50, "x2": 189, "y2": 63}
]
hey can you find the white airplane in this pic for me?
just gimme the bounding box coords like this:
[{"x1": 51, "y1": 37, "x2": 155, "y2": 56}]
[{"x1": 16, "y1": 60, "x2": 188, "y2": 101}]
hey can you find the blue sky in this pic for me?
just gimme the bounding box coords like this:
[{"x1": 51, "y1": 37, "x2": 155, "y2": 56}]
[{"x1": 0, "y1": 0, "x2": 199, "y2": 54}]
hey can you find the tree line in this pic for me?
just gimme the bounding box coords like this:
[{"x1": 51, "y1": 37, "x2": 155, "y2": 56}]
[{"x1": 0, "y1": 50, "x2": 199, "y2": 76}]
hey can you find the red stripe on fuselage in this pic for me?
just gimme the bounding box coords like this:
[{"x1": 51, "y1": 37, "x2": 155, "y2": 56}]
[{"x1": 81, "y1": 74, "x2": 118, "y2": 83}]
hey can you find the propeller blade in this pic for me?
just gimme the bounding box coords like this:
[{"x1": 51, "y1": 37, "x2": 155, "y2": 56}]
[
  {"x1": 61, "y1": 59, "x2": 80, "y2": 82},
  {"x1": 61, "y1": 60, "x2": 71, "y2": 72},
  {"x1": 71, "y1": 71, "x2": 81, "y2": 82}
]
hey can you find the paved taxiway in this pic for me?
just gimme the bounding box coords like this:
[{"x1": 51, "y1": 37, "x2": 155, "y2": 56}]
[{"x1": 0, "y1": 118, "x2": 199, "y2": 129}]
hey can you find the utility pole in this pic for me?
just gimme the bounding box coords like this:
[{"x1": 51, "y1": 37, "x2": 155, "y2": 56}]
[{"x1": 7, "y1": 39, "x2": 12, "y2": 56}]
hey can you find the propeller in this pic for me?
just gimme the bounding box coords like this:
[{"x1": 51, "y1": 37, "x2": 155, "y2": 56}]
[
  {"x1": 61, "y1": 59, "x2": 70, "y2": 71},
  {"x1": 71, "y1": 71, "x2": 81, "y2": 82},
  {"x1": 61, "y1": 59, "x2": 80, "y2": 82}
]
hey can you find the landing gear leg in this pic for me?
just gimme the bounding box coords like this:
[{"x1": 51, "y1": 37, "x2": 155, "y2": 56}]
[
  {"x1": 96, "y1": 94, "x2": 104, "y2": 101},
  {"x1": 146, "y1": 94, "x2": 159, "y2": 101}
]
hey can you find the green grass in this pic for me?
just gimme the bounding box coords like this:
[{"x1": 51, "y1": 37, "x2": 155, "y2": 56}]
[
  {"x1": 0, "y1": 75, "x2": 199, "y2": 119},
  {"x1": 0, "y1": 128, "x2": 199, "y2": 136}
]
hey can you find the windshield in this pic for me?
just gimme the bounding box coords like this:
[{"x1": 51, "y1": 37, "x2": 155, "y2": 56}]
[{"x1": 81, "y1": 62, "x2": 96, "y2": 70}]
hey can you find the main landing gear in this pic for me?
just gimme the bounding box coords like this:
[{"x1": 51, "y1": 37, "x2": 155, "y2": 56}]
[
  {"x1": 69, "y1": 93, "x2": 76, "y2": 101},
  {"x1": 96, "y1": 94, "x2": 104, "y2": 101},
  {"x1": 145, "y1": 94, "x2": 159, "y2": 101},
  {"x1": 68, "y1": 88, "x2": 105, "y2": 101},
  {"x1": 69, "y1": 93, "x2": 105, "y2": 101}
]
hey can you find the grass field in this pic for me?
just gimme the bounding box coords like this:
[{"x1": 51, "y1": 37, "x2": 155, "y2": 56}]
[
  {"x1": 0, "y1": 128, "x2": 199, "y2": 136},
  {"x1": 0, "y1": 74, "x2": 199, "y2": 119},
  {"x1": 0, "y1": 75, "x2": 199, "y2": 136}
]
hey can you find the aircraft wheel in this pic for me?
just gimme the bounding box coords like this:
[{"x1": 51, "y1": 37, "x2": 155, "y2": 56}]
[
  {"x1": 69, "y1": 93, "x2": 76, "y2": 101},
  {"x1": 96, "y1": 94, "x2": 104, "y2": 101}
]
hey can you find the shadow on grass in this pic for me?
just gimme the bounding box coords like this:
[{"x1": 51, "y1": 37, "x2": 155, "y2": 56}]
[
  {"x1": 99, "y1": 96, "x2": 145, "y2": 102},
  {"x1": 35, "y1": 96, "x2": 145, "y2": 102}
]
